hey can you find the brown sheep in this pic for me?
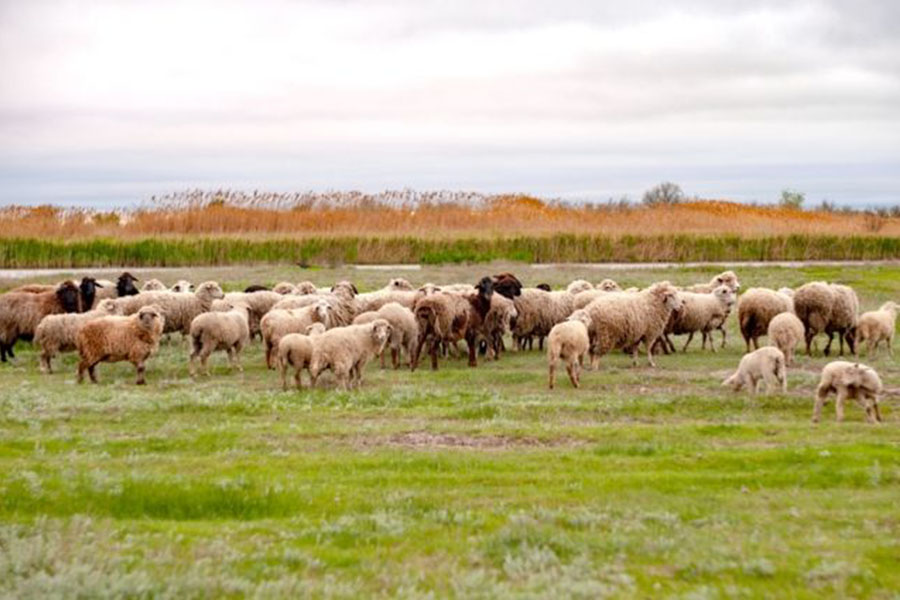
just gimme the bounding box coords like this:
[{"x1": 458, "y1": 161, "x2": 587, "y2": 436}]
[
  {"x1": 0, "y1": 281, "x2": 81, "y2": 362},
  {"x1": 76, "y1": 305, "x2": 165, "y2": 385}
]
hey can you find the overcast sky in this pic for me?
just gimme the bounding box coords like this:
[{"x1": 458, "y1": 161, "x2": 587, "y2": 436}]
[{"x1": 1, "y1": 0, "x2": 898, "y2": 208}]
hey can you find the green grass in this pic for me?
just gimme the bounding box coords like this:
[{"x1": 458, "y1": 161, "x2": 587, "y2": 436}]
[
  {"x1": 1, "y1": 234, "x2": 900, "y2": 267},
  {"x1": 1, "y1": 264, "x2": 899, "y2": 597}
]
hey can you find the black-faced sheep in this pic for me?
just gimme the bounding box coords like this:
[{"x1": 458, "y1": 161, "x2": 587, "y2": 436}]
[
  {"x1": 0, "y1": 281, "x2": 81, "y2": 362},
  {"x1": 813, "y1": 361, "x2": 882, "y2": 423},
  {"x1": 721, "y1": 346, "x2": 786, "y2": 395},
  {"x1": 76, "y1": 305, "x2": 165, "y2": 385}
]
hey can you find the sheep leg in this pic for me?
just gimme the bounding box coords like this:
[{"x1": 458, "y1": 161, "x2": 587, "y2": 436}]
[
  {"x1": 719, "y1": 326, "x2": 727, "y2": 349},
  {"x1": 77, "y1": 359, "x2": 89, "y2": 383},
  {"x1": 835, "y1": 388, "x2": 847, "y2": 422},
  {"x1": 805, "y1": 331, "x2": 815, "y2": 356},
  {"x1": 264, "y1": 340, "x2": 275, "y2": 370},
  {"x1": 7, "y1": 342, "x2": 15, "y2": 359},
  {"x1": 134, "y1": 361, "x2": 146, "y2": 385},
  {"x1": 280, "y1": 358, "x2": 289, "y2": 390},
  {"x1": 379, "y1": 349, "x2": 386, "y2": 369},
  {"x1": 411, "y1": 336, "x2": 427, "y2": 371},
  {"x1": 645, "y1": 338, "x2": 656, "y2": 368},
  {"x1": 466, "y1": 333, "x2": 478, "y2": 367},
  {"x1": 430, "y1": 341, "x2": 439, "y2": 371},
  {"x1": 812, "y1": 385, "x2": 830, "y2": 423},
  {"x1": 226, "y1": 347, "x2": 238, "y2": 372},
  {"x1": 871, "y1": 397, "x2": 883, "y2": 423},
  {"x1": 682, "y1": 332, "x2": 694, "y2": 353},
  {"x1": 294, "y1": 366, "x2": 303, "y2": 390},
  {"x1": 548, "y1": 357, "x2": 556, "y2": 389},
  {"x1": 857, "y1": 395, "x2": 878, "y2": 424},
  {"x1": 40, "y1": 352, "x2": 53, "y2": 374},
  {"x1": 565, "y1": 360, "x2": 579, "y2": 388},
  {"x1": 823, "y1": 332, "x2": 834, "y2": 356}
]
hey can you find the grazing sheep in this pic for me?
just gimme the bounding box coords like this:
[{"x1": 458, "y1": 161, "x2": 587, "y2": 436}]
[
  {"x1": 584, "y1": 281, "x2": 683, "y2": 368},
  {"x1": 412, "y1": 278, "x2": 494, "y2": 370},
  {"x1": 0, "y1": 281, "x2": 81, "y2": 362},
  {"x1": 308, "y1": 319, "x2": 392, "y2": 389},
  {"x1": 141, "y1": 279, "x2": 167, "y2": 292},
  {"x1": 512, "y1": 288, "x2": 576, "y2": 351},
  {"x1": 261, "y1": 301, "x2": 334, "y2": 368},
  {"x1": 480, "y1": 293, "x2": 518, "y2": 360},
  {"x1": 355, "y1": 286, "x2": 419, "y2": 313},
  {"x1": 721, "y1": 346, "x2": 786, "y2": 395},
  {"x1": 566, "y1": 280, "x2": 593, "y2": 295},
  {"x1": 113, "y1": 281, "x2": 225, "y2": 335},
  {"x1": 189, "y1": 302, "x2": 251, "y2": 376},
  {"x1": 277, "y1": 331, "x2": 318, "y2": 390},
  {"x1": 352, "y1": 302, "x2": 419, "y2": 369},
  {"x1": 386, "y1": 277, "x2": 414, "y2": 291},
  {"x1": 663, "y1": 285, "x2": 736, "y2": 353},
  {"x1": 856, "y1": 301, "x2": 899, "y2": 357},
  {"x1": 170, "y1": 280, "x2": 194, "y2": 293},
  {"x1": 767, "y1": 312, "x2": 805, "y2": 366},
  {"x1": 223, "y1": 290, "x2": 284, "y2": 340},
  {"x1": 272, "y1": 282, "x2": 298, "y2": 295},
  {"x1": 794, "y1": 282, "x2": 859, "y2": 356},
  {"x1": 33, "y1": 298, "x2": 118, "y2": 373},
  {"x1": 685, "y1": 270, "x2": 741, "y2": 294},
  {"x1": 76, "y1": 305, "x2": 165, "y2": 385},
  {"x1": 737, "y1": 288, "x2": 794, "y2": 351},
  {"x1": 547, "y1": 309, "x2": 591, "y2": 389},
  {"x1": 813, "y1": 361, "x2": 882, "y2": 423},
  {"x1": 94, "y1": 272, "x2": 140, "y2": 300}
]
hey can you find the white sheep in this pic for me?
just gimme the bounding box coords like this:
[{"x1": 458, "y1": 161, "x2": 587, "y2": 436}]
[
  {"x1": 352, "y1": 302, "x2": 419, "y2": 369},
  {"x1": 276, "y1": 324, "x2": 327, "y2": 390},
  {"x1": 114, "y1": 281, "x2": 225, "y2": 335},
  {"x1": 685, "y1": 271, "x2": 741, "y2": 294},
  {"x1": 767, "y1": 311, "x2": 805, "y2": 366},
  {"x1": 170, "y1": 280, "x2": 194, "y2": 293},
  {"x1": 272, "y1": 282, "x2": 299, "y2": 295},
  {"x1": 565, "y1": 280, "x2": 594, "y2": 295},
  {"x1": 308, "y1": 319, "x2": 393, "y2": 389},
  {"x1": 141, "y1": 279, "x2": 167, "y2": 292},
  {"x1": 547, "y1": 309, "x2": 591, "y2": 389},
  {"x1": 856, "y1": 301, "x2": 898, "y2": 357},
  {"x1": 664, "y1": 285, "x2": 736, "y2": 353},
  {"x1": 813, "y1": 361, "x2": 882, "y2": 423},
  {"x1": 793, "y1": 282, "x2": 859, "y2": 356},
  {"x1": 721, "y1": 346, "x2": 786, "y2": 395},
  {"x1": 737, "y1": 287, "x2": 794, "y2": 351},
  {"x1": 512, "y1": 288, "x2": 576, "y2": 351},
  {"x1": 188, "y1": 302, "x2": 251, "y2": 376},
  {"x1": 261, "y1": 301, "x2": 334, "y2": 369},
  {"x1": 223, "y1": 290, "x2": 285, "y2": 340},
  {"x1": 33, "y1": 298, "x2": 118, "y2": 373},
  {"x1": 76, "y1": 305, "x2": 165, "y2": 385}
]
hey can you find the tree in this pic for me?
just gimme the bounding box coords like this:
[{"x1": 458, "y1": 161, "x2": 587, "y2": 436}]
[
  {"x1": 642, "y1": 182, "x2": 684, "y2": 206},
  {"x1": 779, "y1": 189, "x2": 805, "y2": 210}
]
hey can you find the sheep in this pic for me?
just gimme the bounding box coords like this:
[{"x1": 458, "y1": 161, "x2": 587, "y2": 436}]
[
  {"x1": 76, "y1": 305, "x2": 165, "y2": 385},
  {"x1": 596, "y1": 279, "x2": 621, "y2": 292},
  {"x1": 272, "y1": 281, "x2": 359, "y2": 326},
  {"x1": 386, "y1": 277, "x2": 414, "y2": 291},
  {"x1": 813, "y1": 361, "x2": 882, "y2": 424},
  {"x1": 12, "y1": 277, "x2": 103, "y2": 312},
  {"x1": 276, "y1": 328, "x2": 320, "y2": 390},
  {"x1": 492, "y1": 273, "x2": 524, "y2": 299},
  {"x1": 296, "y1": 281, "x2": 318, "y2": 295},
  {"x1": 355, "y1": 286, "x2": 419, "y2": 313},
  {"x1": 684, "y1": 270, "x2": 741, "y2": 294},
  {"x1": 663, "y1": 285, "x2": 737, "y2": 353},
  {"x1": 480, "y1": 293, "x2": 518, "y2": 360},
  {"x1": 0, "y1": 281, "x2": 81, "y2": 362},
  {"x1": 566, "y1": 280, "x2": 594, "y2": 295},
  {"x1": 308, "y1": 319, "x2": 392, "y2": 389},
  {"x1": 856, "y1": 301, "x2": 899, "y2": 357},
  {"x1": 547, "y1": 309, "x2": 591, "y2": 389},
  {"x1": 272, "y1": 282, "x2": 298, "y2": 295},
  {"x1": 721, "y1": 346, "x2": 787, "y2": 395},
  {"x1": 794, "y1": 282, "x2": 859, "y2": 356},
  {"x1": 412, "y1": 278, "x2": 494, "y2": 370},
  {"x1": 113, "y1": 281, "x2": 225, "y2": 335},
  {"x1": 767, "y1": 312, "x2": 805, "y2": 366},
  {"x1": 583, "y1": 281, "x2": 683, "y2": 368},
  {"x1": 94, "y1": 272, "x2": 140, "y2": 300},
  {"x1": 261, "y1": 300, "x2": 334, "y2": 368},
  {"x1": 572, "y1": 286, "x2": 623, "y2": 311},
  {"x1": 223, "y1": 290, "x2": 285, "y2": 340},
  {"x1": 536, "y1": 283, "x2": 552, "y2": 291},
  {"x1": 352, "y1": 302, "x2": 419, "y2": 369},
  {"x1": 141, "y1": 279, "x2": 167, "y2": 292},
  {"x1": 188, "y1": 302, "x2": 251, "y2": 376},
  {"x1": 33, "y1": 298, "x2": 118, "y2": 373},
  {"x1": 170, "y1": 280, "x2": 194, "y2": 293},
  {"x1": 737, "y1": 288, "x2": 794, "y2": 352},
  {"x1": 512, "y1": 288, "x2": 577, "y2": 351}
]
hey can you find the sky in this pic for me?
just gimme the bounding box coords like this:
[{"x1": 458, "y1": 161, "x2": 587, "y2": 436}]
[{"x1": 1, "y1": 0, "x2": 898, "y2": 208}]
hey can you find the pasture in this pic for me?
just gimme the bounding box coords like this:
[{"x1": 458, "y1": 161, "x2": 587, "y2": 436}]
[{"x1": 1, "y1": 263, "x2": 899, "y2": 598}]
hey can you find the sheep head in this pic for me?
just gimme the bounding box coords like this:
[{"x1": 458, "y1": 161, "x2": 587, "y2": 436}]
[
  {"x1": 117, "y1": 272, "x2": 140, "y2": 296},
  {"x1": 712, "y1": 285, "x2": 737, "y2": 308},
  {"x1": 305, "y1": 322, "x2": 326, "y2": 336},
  {"x1": 137, "y1": 305, "x2": 164, "y2": 332},
  {"x1": 491, "y1": 273, "x2": 523, "y2": 298},
  {"x1": 331, "y1": 281, "x2": 358, "y2": 299},
  {"x1": 79, "y1": 277, "x2": 100, "y2": 312},
  {"x1": 171, "y1": 280, "x2": 194, "y2": 293},
  {"x1": 296, "y1": 281, "x2": 318, "y2": 295},
  {"x1": 196, "y1": 281, "x2": 225, "y2": 301},
  {"x1": 536, "y1": 283, "x2": 552, "y2": 292},
  {"x1": 388, "y1": 278, "x2": 414, "y2": 291},
  {"x1": 713, "y1": 271, "x2": 740, "y2": 292},
  {"x1": 650, "y1": 282, "x2": 683, "y2": 313},
  {"x1": 313, "y1": 301, "x2": 333, "y2": 326},
  {"x1": 568, "y1": 309, "x2": 592, "y2": 328},
  {"x1": 56, "y1": 281, "x2": 81, "y2": 313},
  {"x1": 272, "y1": 281, "x2": 297, "y2": 295},
  {"x1": 370, "y1": 319, "x2": 392, "y2": 352},
  {"x1": 597, "y1": 279, "x2": 621, "y2": 292}
]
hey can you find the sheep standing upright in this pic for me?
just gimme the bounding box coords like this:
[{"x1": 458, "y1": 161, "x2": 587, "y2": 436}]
[
  {"x1": 189, "y1": 303, "x2": 251, "y2": 376},
  {"x1": 277, "y1": 325, "x2": 325, "y2": 390},
  {"x1": 737, "y1": 287, "x2": 794, "y2": 352},
  {"x1": 0, "y1": 281, "x2": 81, "y2": 362},
  {"x1": 767, "y1": 311, "x2": 805, "y2": 366},
  {"x1": 794, "y1": 282, "x2": 858, "y2": 356},
  {"x1": 94, "y1": 272, "x2": 141, "y2": 301},
  {"x1": 722, "y1": 347, "x2": 787, "y2": 395},
  {"x1": 308, "y1": 319, "x2": 392, "y2": 389},
  {"x1": 583, "y1": 282, "x2": 683, "y2": 368},
  {"x1": 856, "y1": 301, "x2": 899, "y2": 357},
  {"x1": 547, "y1": 310, "x2": 591, "y2": 389},
  {"x1": 34, "y1": 298, "x2": 118, "y2": 373},
  {"x1": 664, "y1": 285, "x2": 736, "y2": 353},
  {"x1": 813, "y1": 361, "x2": 882, "y2": 423},
  {"x1": 684, "y1": 271, "x2": 741, "y2": 294},
  {"x1": 352, "y1": 302, "x2": 419, "y2": 369},
  {"x1": 76, "y1": 305, "x2": 165, "y2": 385},
  {"x1": 114, "y1": 281, "x2": 225, "y2": 336}
]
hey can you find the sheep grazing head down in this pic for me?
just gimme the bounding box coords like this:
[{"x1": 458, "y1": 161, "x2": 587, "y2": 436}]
[
  {"x1": 56, "y1": 281, "x2": 81, "y2": 313},
  {"x1": 117, "y1": 272, "x2": 140, "y2": 296}
]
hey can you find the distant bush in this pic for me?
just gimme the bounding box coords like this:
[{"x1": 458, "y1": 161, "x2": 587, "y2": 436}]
[
  {"x1": 779, "y1": 189, "x2": 805, "y2": 209},
  {"x1": 642, "y1": 182, "x2": 684, "y2": 206}
]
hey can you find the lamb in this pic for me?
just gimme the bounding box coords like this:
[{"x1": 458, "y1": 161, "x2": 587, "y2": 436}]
[
  {"x1": 276, "y1": 326, "x2": 323, "y2": 390},
  {"x1": 684, "y1": 270, "x2": 741, "y2": 294},
  {"x1": 0, "y1": 281, "x2": 81, "y2": 362},
  {"x1": 856, "y1": 301, "x2": 899, "y2": 357},
  {"x1": 813, "y1": 361, "x2": 882, "y2": 424},
  {"x1": 261, "y1": 300, "x2": 334, "y2": 368},
  {"x1": 793, "y1": 282, "x2": 859, "y2": 356},
  {"x1": 223, "y1": 290, "x2": 285, "y2": 340},
  {"x1": 170, "y1": 280, "x2": 194, "y2": 293},
  {"x1": 547, "y1": 309, "x2": 591, "y2": 389},
  {"x1": 583, "y1": 281, "x2": 683, "y2": 368},
  {"x1": 141, "y1": 279, "x2": 167, "y2": 292},
  {"x1": 566, "y1": 280, "x2": 593, "y2": 295},
  {"x1": 308, "y1": 319, "x2": 392, "y2": 389},
  {"x1": 352, "y1": 302, "x2": 419, "y2": 369},
  {"x1": 663, "y1": 285, "x2": 737, "y2": 353},
  {"x1": 512, "y1": 288, "x2": 577, "y2": 350},
  {"x1": 721, "y1": 346, "x2": 787, "y2": 395},
  {"x1": 94, "y1": 272, "x2": 140, "y2": 300},
  {"x1": 76, "y1": 305, "x2": 165, "y2": 385},
  {"x1": 113, "y1": 281, "x2": 225, "y2": 335},
  {"x1": 188, "y1": 302, "x2": 251, "y2": 376},
  {"x1": 767, "y1": 312, "x2": 805, "y2": 366},
  {"x1": 412, "y1": 278, "x2": 494, "y2": 370},
  {"x1": 737, "y1": 288, "x2": 794, "y2": 351},
  {"x1": 33, "y1": 298, "x2": 118, "y2": 373}
]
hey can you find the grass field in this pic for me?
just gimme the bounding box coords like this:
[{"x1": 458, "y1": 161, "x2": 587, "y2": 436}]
[{"x1": 1, "y1": 263, "x2": 899, "y2": 598}]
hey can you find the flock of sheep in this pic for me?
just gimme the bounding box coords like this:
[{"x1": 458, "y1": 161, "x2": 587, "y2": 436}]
[{"x1": 0, "y1": 269, "x2": 895, "y2": 424}]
